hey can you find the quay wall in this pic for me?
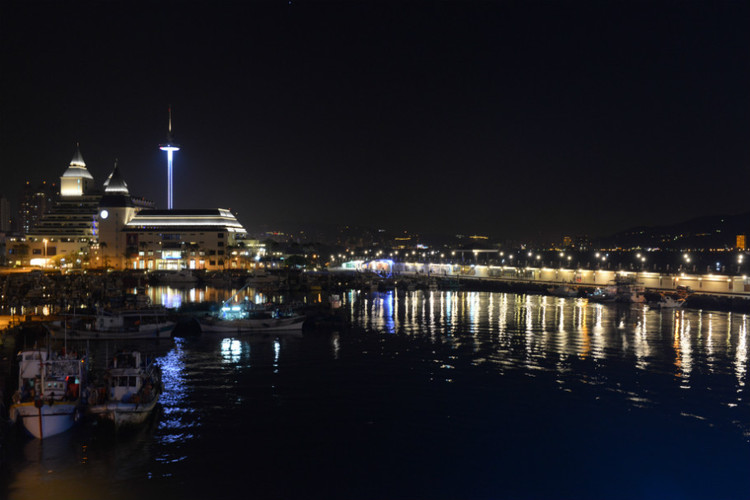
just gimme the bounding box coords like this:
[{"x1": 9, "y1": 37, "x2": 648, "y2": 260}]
[{"x1": 392, "y1": 262, "x2": 750, "y2": 297}]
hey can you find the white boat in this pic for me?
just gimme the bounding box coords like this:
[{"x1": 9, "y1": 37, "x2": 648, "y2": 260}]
[
  {"x1": 87, "y1": 351, "x2": 162, "y2": 428},
  {"x1": 53, "y1": 308, "x2": 175, "y2": 340},
  {"x1": 199, "y1": 283, "x2": 305, "y2": 334},
  {"x1": 651, "y1": 295, "x2": 686, "y2": 309},
  {"x1": 199, "y1": 309, "x2": 305, "y2": 334},
  {"x1": 10, "y1": 350, "x2": 85, "y2": 439},
  {"x1": 587, "y1": 286, "x2": 617, "y2": 303},
  {"x1": 614, "y1": 275, "x2": 646, "y2": 303}
]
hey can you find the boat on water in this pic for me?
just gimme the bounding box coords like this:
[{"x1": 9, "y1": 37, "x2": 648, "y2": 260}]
[
  {"x1": 52, "y1": 307, "x2": 175, "y2": 340},
  {"x1": 199, "y1": 305, "x2": 305, "y2": 334},
  {"x1": 614, "y1": 275, "x2": 646, "y2": 303},
  {"x1": 198, "y1": 283, "x2": 305, "y2": 334},
  {"x1": 87, "y1": 351, "x2": 162, "y2": 429},
  {"x1": 587, "y1": 286, "x2": 618, "y2": 303},
  {"x1": 651, "y1": 295, "x2": 686, "y2": 309},
  {"x1": 10, "y1": 350, "x2": 85, "y2": 439}
]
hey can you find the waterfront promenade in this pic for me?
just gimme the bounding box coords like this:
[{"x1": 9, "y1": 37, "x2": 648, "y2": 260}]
[{"x1": 388, "y1": 262, "x2": 750, "y2": 297}]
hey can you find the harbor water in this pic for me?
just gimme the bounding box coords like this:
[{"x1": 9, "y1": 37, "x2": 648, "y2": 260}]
[{"x1": 2, "y1": 289, "x2": 750, "y2": 499}]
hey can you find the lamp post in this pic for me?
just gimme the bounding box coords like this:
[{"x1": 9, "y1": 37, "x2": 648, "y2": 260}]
[{"x1": 43, "y1": 239, "x2": 48, "y2": 269}]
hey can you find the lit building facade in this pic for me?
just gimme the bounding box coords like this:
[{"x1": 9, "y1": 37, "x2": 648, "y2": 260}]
[
  {"x1": 123, "y1": 209, "x2": 248, "y2": 271},
  {"x1": 18, "y1": 181, "x2": 56, "y2": 235}
]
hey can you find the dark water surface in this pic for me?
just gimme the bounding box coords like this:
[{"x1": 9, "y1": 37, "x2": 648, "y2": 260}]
[{"x1": 2, "y1": 290, "x2": 750, "y2": 499}]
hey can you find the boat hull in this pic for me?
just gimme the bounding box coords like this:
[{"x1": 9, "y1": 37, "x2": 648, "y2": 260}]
[
  {"x1": 10, "y1": 401, "x2": 79, "y2": 439},
  {"x1": 63, "y1": 322, "x2": 175, "y2": 340},
  {"x1": 199, "y1": 315, "x2": 305, "y2": 334},
  {"x1": 88, "y1": 398, "x2": 159, "y2": 428}
]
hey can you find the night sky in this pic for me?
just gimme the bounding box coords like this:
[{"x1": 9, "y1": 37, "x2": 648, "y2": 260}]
[{"x1": 2, "y1": 1, "x2": 749, "y2": 241}]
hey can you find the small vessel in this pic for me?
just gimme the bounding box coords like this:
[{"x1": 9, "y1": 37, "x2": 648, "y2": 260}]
[
  {"x1": 87, "y1": 351, "x2": 162, "y2": 428},
  {"x1": 198, "y1": 283, "x2": 305, "y2": 334},
  {"x1": 614, "y1": 275, "x2": 646, "y2": 303},
  {"x1": 199, "y1": 305, "x2": 305, "y2": 334},
  {"x1": 54, "y1": 308, "x2": 175, "y2": 340},
  {"x1": 651, "y1": 295, "x2": 686, "y2": 309},
  {"x1": 587, "y1": 286, "x2": 617, "y2": 303},
  {"x1": 10, "y1": 350, "x2": 85, "y2": 439}
]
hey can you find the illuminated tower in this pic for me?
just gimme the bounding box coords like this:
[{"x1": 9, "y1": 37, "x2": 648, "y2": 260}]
[{"x1": 159, "y1": 107, "x2": 180, "y2": 210}]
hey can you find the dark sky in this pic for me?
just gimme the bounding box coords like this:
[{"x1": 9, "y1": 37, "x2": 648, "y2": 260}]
[{"x1": 2, "y1": 0, "x2": 749, "y2": 241}]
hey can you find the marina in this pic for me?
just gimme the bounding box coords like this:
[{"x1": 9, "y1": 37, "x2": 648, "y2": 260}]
[
  {"x1": 3, "y1": 1, "x2": 749, "y2": 498},
  {"x1": 0, "y1": 287, "x2": 749, "y2": 499}
]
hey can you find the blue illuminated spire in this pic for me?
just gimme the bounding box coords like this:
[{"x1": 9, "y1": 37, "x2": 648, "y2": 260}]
[{"x1": 159, "y1": 106, "x2": 180, "y2": 210}]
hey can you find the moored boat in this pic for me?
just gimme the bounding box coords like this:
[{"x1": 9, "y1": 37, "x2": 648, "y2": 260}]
[
  {"x1": 52, "y1": 307, "x2": 176, "y2": 340},
  {"x1": 198, "y1": 282, "x2": 305, "y2": 334},
  {"x1": 651, "y1": 295, "x2": 686, "y2": 309},
  {"x1": 10, "y1": 350, "x2": 85, "y2": 439},
  {"x1": 87, "y1": 351, "x2": 162, "y2": 428},
  {"x1": 199, "y1": 307, "x2": 305, "y2": 334}
]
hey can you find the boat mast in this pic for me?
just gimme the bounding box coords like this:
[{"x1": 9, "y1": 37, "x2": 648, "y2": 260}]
[{"x1": 222, "y1": 282, "x2": 253, "y2": 309}]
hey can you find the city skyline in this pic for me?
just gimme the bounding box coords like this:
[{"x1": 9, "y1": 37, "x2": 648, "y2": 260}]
[{"x1": 2, "y1": 1, "x2": 749, "y2": 241}]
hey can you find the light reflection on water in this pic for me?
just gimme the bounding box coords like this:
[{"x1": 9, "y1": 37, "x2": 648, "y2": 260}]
[
  {"x1": 349, "y1": 290, "x2": 750, "y2": 416},
  {"x1": 6, "y1": 289, "x2": 750, "y2": 499}
]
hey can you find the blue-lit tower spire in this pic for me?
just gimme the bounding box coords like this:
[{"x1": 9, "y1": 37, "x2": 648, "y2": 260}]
[{"x1": 159, "y1": 107, "x2": 180, "y2": 209}]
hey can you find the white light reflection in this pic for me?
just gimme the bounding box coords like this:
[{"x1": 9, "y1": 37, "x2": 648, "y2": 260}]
[
  {"x1": 221, "y1": 338, "x2": 243, "y2": 364},
  {"x1": 633, "y1": 306, "x2": 649, "y2": 371},
  {"x1": 156, "y1": 338, "x2": 196, "y2": 449},
  {"x1": 674, "y1": 310, "x2": 692, "y2": 384},
  {"x1": 735, "y1": 316, "x2": 747, "y2": 389},
  {"x1": 590, "y1": 303, "x2": 605, "y2": 360},
  {"x1": 273, "y1": 339, "x2": 281, "y2": 373},
  {"x1": 332, "y1": 332, "x2": 340, "y2": 359}
]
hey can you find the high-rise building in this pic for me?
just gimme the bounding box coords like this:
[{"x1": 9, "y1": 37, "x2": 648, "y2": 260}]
[
  {"x1": 18, "y1": 180, "x2": 56, "y2": 235},
  {"x1": 0, "y1": 194, "x2": 11, "y2": 233}
]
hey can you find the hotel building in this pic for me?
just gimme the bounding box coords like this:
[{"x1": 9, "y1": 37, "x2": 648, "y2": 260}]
[{"x1": 8, "y1": 146, "x2": 256, "y2": 271}]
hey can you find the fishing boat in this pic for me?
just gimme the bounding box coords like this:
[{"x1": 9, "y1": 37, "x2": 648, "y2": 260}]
[
  {"x1": 614, "y1": 275, "x2": 646, "y2": 303},
  {"x1": 87, "y1": 351, "x2": 162, "y2": 428},
  {"x1": 587, "y1": 286, "x2": 617, "y2": 303},
  {"x1": 52, "y1": 307, "x2": 176, "y2": 340},
  {"x1": 9, "y1": 350, "x2": 85, "y2": 439},
  {"x1": 199, "y1": 305, "x2": 305, "y2": 334},
  {"x1": 198, "y1": 283, "x2": 305, "y2": 334}
]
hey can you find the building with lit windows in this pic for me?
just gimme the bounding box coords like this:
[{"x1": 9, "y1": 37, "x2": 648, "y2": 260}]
[
  {"x1": 7, "y1": 146, "x2": 153, "y2": 268},
  {"x1": 122, "y1": 209, "x2": 248, "y2": 270},
  {"x1": 7, "y1": 144, "x2": 255, "y2": 271}
]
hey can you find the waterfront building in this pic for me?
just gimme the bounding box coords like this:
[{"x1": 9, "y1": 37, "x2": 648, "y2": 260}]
[
  {"x1": 123, "y1": 209, "x2": 248, "y2": 271},
  {"x1": 96, "y1": 161, "x2": 154, "y2": 269},
  {"x1": 19, "y1": 146, "x2": 103, "y2": 267},
  {"x1": 6, "y1": 138, "x2": 255, "y2": 271},
  {"x1": 7, "y1": 147, "x2": 154, "y2": 269}
]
